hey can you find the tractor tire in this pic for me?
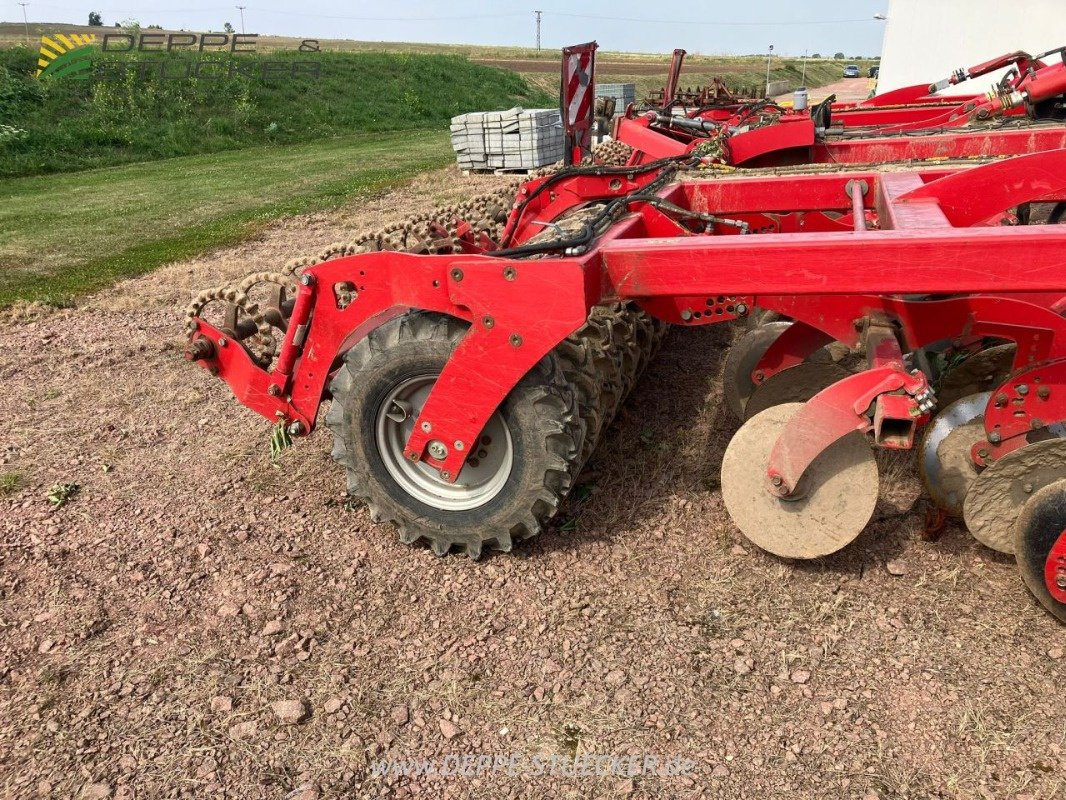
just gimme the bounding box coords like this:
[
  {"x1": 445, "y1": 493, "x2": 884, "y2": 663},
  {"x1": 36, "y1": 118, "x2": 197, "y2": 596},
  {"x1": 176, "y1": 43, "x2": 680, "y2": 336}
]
[{"x1": 325, "y1": 311, "x2": 584, "y2": 558}]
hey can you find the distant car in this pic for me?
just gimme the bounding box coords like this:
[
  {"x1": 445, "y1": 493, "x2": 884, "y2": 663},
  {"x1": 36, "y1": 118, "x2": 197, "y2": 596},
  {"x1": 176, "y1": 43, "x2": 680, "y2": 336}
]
[{"x1": 843, "y1": 64, "x2": 861, "y2": 78}]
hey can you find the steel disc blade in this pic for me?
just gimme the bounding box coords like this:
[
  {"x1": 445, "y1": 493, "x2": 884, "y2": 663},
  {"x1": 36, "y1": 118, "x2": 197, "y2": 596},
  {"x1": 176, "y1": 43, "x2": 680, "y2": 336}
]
[
  {"x1": 937, "y1": 344, "x2": 1016, "y2": 408},
  {"x1": 964, "y1": 439, "x2": 1066, "y2": 554},
  {"x1": 743, "y1": 361, "x2": 851, "y2": 421},
  {"x1": 722, "y1": 402, "x2": 879, "y2": 559},
  {"x1": 722, "y1": 321, "x2": 792, "y2": 419},
  {"x1": 1014, "y1": 479, "x2": 1066, "y2": 623},
  {"x1": 918, "y1": 392, "x2": 990, "y2": 517}
]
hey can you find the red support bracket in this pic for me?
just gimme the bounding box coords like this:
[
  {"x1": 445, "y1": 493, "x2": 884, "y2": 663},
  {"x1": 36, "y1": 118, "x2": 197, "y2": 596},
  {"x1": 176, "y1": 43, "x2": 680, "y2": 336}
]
[
  {"x1": 752, "y1": 321, "x2": 836, "y2": 385},
  {"x1": 974, "y1": 357, "x2": 1066, "y2": 466},
  {"x1": 1047, "y1": 529, "x2": 1066, "y2": 604},
  {"x1": 766, "y1": 366, "x2": 928, "y2": 497}
]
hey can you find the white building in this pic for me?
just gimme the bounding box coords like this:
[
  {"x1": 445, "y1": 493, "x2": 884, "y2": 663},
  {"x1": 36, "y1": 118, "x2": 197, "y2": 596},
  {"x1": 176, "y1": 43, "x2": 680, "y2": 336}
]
[{"x1": 877, "y1": 0, "x2": 1064, "y2": 95}]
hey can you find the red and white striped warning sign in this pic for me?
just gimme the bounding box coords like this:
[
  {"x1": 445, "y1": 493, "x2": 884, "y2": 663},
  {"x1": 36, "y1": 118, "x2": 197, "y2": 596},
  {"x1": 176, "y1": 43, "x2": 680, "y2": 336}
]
[{"x1": 560, "y1": 41, "x2": 598, "y2": 165}]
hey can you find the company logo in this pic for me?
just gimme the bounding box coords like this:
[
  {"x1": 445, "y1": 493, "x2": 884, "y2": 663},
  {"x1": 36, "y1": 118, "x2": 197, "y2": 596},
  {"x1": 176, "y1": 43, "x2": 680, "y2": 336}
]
[
  {"x1": 32, "y1": 32, "x2": 321, "y2": 82},
  {"x1": 36, "y1": 33, "x2": 97, "y2": 80}
]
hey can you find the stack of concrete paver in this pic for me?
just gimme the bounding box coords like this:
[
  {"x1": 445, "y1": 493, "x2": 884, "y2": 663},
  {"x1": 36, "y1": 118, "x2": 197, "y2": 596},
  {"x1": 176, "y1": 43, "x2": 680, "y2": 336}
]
[
  {"x1": 596, "y1": 83, "x2": 636, "y2": 112},
  {"x1": 450, "y1": 107, "x2": 564, "y2": 172}
]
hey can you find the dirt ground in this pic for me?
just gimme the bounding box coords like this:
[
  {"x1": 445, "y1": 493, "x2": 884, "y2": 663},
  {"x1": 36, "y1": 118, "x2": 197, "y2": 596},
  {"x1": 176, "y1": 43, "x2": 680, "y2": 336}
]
[{"x1": 1, "y1": 166, "x2": 1064, "y2": 800}]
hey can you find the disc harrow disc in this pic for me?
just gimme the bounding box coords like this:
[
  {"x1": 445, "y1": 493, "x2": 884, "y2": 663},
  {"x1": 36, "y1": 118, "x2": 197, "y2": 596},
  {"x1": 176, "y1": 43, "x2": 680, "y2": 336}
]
[
  {"x1": 918, "y1": 392, "x2": 989, "y2": 517},
  {"x1": 722, "y1": 321, "x2": 792, "y2": 419},
  {"x1": 937, "y1": 344, "x2": 1016, "y2": 408},
  {"x1": 721, "y1": 402, "x2": 879, "y2": 559},
  {"x1": 963, "y1": 438, "x2": 1066, "y2": 554},
  {"x1": 1014, "y1": 479, "x2": 1066, "y2": 623},
  {"x1": 743, "y1": 361, "x2": 851, "y2": 421}
]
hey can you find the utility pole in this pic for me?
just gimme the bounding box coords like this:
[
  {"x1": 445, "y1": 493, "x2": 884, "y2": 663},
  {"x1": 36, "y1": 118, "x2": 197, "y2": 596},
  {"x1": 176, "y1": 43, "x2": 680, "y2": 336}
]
[
  {"x1": 534, "y1": 10, "x2": 542, "y2": 51},
  {"x1": 17, "y1": 2, "x2": 30, "y2": 45},
  {"x1": 801, "y1": 48, "x2": 808, "y2": 85},
  {"x1": 236, "y1": 5, "x2": 246, "y2": 34},
  {"x1": 765, "y1": 44, "x2": 774, "y2": 97}
]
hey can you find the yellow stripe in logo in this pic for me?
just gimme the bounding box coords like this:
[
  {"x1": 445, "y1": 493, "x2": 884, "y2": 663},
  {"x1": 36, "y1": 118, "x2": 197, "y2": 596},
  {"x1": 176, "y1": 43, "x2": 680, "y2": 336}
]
[
  {"x1": 41, "y1": 36, "x2": 66, "y2": 54},
  {"x1": 55, "y1": 34, "x2": 76, "y2": 50}
]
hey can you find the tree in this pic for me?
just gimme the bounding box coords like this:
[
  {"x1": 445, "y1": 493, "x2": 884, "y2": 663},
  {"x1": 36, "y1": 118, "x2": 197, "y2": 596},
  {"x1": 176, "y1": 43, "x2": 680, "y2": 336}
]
[
  {"x1": 811, "y1": 53, "x2": 821, "y2": 59},
  {"x1": 88, "y1": 11, "x2": 103, "y2": 26},
  {"x1": 224, "y1": 22, "x2": 235, "y2": 33},
  {"x1": 833, "y1": 52, "x2": 846, "y2": 60}
]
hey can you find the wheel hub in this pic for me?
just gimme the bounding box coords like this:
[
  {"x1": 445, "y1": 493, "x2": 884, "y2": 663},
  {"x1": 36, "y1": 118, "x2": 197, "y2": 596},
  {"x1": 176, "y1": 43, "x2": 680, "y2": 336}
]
[{"x1": 376, "y1": 374, "x2": 513, "y2": 511}]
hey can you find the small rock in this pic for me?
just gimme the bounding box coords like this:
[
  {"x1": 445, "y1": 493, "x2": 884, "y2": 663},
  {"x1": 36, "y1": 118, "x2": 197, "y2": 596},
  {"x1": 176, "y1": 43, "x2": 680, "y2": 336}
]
[
  {"x1": 391, "y1": 706, "x2": 409, "y2": 726},
  {"x1": 439, "y1": 719, "x2": 460, "y2": 739},
  {"x1": 261, "y1": 620, "x2": 285, "y2": 637},
  {"x1": 885, "y1": 560, "x2": 907, "y2": 576},
  {"x1": 733, "y1": 657, "x2": 753, "y2": 675},
  {"x1": 1048, "y1": 647, "x2": 1064, "y2": 660},
  {"x1": 790, "y1": 669, "x2": 811, "y2": 684},
  {"x1": 288, "y1": 784, "x2": 319, "y2": 800},
  {"x1": 605, "y1": 669, "x2": 626, "y2": 687},
  {"x1": 38, "y1": 639, "x2": 55, "y2": 654},
  {"x1": 79, "y1": 783, "x2": 112, "y2": 799},
  {"x1": 323, "y1": 697, "x2": 343, "y2": 714},
  {"x1": 217, "y1": 603, "x2": 240, "y2": 617},
  {"x1": 272, "y1": 699, "x2": 310, "y2": 725},
  {"x1": 730, "y1": 544, "x2": 747, "y2": 556},
  {"x1": 210, "y1": 696, "x2": 233, "y2": 713},
  {"x1": 711, "y1": 764, "x2": 730, "y2": 778},
  {"x1": 229, "y1": 721, "x2": 258, "y2": 739}
]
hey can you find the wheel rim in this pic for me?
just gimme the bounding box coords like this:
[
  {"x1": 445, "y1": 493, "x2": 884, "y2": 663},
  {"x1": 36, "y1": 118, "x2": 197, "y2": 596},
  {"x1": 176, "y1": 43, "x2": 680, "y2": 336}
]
[{"x1": 375, "y1": 374, "x2": 513, "y2": 511}]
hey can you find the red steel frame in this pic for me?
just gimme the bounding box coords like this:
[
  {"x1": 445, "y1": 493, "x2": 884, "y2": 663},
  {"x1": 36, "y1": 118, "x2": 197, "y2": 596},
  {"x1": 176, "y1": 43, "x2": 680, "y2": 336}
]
[{"x1": 186, "y1": 148, "x2": 1066, "y2": 599}]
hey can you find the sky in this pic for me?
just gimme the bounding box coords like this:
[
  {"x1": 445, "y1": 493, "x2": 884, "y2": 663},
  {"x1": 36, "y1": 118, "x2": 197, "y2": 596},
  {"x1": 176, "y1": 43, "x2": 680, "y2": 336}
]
[{"x1": 5, "y1": 0, "x2": 891, "y2": 56}]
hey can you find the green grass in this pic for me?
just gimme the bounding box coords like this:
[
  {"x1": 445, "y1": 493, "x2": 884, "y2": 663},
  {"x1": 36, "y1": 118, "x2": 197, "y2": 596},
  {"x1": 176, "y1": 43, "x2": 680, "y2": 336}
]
[
  {"x1": 0, "y1": 48, "x2": 552, "y2": 178},
  {"x1": 0, "y1": 131, "x2": 452, "y2": 307}
]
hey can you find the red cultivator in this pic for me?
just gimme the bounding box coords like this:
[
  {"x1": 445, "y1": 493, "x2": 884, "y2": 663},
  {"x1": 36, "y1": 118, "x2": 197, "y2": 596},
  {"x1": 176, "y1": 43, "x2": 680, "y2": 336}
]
[
  {"x1": 184, "y1": 44, "x2": 1066, "y2": 624},
  {"x1": 619, "y1": 46, "x2": 1066, "y2": 167}
]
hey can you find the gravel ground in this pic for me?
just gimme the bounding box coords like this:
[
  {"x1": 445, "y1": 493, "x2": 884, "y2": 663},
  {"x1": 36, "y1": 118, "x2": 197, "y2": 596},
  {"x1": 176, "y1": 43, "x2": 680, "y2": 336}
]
[{"x1": 1, "y1": 166, "x2": 1064, "y2": 800}]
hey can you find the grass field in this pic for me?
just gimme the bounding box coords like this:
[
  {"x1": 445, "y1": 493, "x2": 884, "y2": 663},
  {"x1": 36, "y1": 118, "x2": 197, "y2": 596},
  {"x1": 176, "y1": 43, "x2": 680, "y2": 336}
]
[
  {"x1": 0, "y1": 47, "x2": 549, "y2": 178},
  {"x1": 0, "y1": 131, "x2": 451, "y2": 307}
]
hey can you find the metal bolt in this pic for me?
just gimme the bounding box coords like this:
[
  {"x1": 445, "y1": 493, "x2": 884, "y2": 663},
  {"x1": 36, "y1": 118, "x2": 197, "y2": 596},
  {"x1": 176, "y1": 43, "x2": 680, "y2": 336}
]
[
  {"x1": 420, "y1": 421, "x2": 432, "y2": 433},
  {"x1": 753, "y1": 370, "x2": 765, "y2": 383},
  {"x1": 735, "y1": 303, "x2": 749, "y2": 316},
  {"x1": 482, "y1": 315, "x2": 495, "y2": 329},
  {"x1": 441, "y1": 471, "x2": 451, "y2": 480},
  {"x1": 509, "y1": 333, "x2": 523, "y2": 347},
  {"x1": 1038, "y1": 386, "x2": 1051, "y2": 399},
  {"x1": 217, "y1": 337, "x2": 228, "y2": 347},
  {"x1": 408, "y1": 451, "x2": 420, "y2": 461},
  {"x1": 287, "y1": 421, "x2": 303, "y2": 436},
  {"x1": 771, "y1": 475, "x2": 783, "y2": 486},
  {"x1": 299, "y1": 273, "x2": 315, "y2": 286},
  {"x1": 268, "y1": 385, "x2": 281, "y2": 397},
  {"x1": 1017, "y1": 384, "x2": 1029, "y2": 396},
  {"x1": 454, "y1": 440, "x2": 465, "y2": 451},
  {"x1": 978, "y1": 448, "x2": 989, "y2": 458},
  {"x1": 995, "y1": 394, "x2": 1008, "y2": 408},
  {"x1": 1031, "y1": 418, "x2": 1044, "y2": 430},
  {"x1": 680, "y1": 309, "x2": 693, "y2": 321},
  {"x1": 450, "y1": 268, "x2": 464, "y2": 282},
  {"x1": 427, "y1": 440, "x2": 448, "y2": 460},
  {"x1": 503, "y1": 267, "x2": 517, "y2": 281},
  {"x1": 1057, "y1": 573, "x2": 1066, "y2": 590},
  {"x1": 988, "y1": 431, "x2": 1001, "y2": 444}
]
